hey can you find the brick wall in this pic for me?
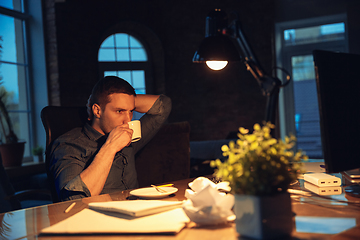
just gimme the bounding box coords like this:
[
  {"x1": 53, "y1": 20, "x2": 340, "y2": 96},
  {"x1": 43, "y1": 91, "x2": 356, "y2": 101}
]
[
  {"x1": 42, "y1": 0, "x2": 360, "y2": 141},
  {"x1": 42, "y1": 0, "x2": 277, "y2": 141}
]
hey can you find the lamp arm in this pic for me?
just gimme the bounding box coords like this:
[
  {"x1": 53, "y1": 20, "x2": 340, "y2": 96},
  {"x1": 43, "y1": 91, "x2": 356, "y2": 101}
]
[
  {"x1": 225, "y1": 20, "x2": 289, "y2": 124},
  {"x1": 228, "y1": 20, "x2": 282, "y2": 93}
]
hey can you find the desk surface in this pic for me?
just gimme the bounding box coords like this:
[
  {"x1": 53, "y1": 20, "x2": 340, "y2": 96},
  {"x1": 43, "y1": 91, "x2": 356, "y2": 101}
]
[{"x1": 1, "y1": 177, "x2": 360, "y2": 240}]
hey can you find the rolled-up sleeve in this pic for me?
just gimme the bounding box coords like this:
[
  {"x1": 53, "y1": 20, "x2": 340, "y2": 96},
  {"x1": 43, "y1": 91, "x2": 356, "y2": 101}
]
[
  {"x1": 61, "y1": 175, "x2": 91, "y2": 201},
  {"x1": 147, "y1": 95, "x2": 172, "y2": 117},
  {"x1": 50, "y1": 144, "x2": 92, "y2": 201},
  {"x1": 48, "y1": 127, "x2": 99, "y2": 201}
]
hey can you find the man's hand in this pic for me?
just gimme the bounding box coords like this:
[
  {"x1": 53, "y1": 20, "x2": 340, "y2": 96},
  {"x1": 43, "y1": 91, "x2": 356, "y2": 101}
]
[{"x1": 105, "y1": 124, "x2": 133, "y2": 151}]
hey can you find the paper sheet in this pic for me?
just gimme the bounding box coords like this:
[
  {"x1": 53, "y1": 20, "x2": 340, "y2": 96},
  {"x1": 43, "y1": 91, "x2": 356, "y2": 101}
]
[
  {"x1": 88, "y1": 200, "x2": 183, "y2": 217},
  {"x1": 41, "y1": 208, "x2": 190, "y2": 235}
]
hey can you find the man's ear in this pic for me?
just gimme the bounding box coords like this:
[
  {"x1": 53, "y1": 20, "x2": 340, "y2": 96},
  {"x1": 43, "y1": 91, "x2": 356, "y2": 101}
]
[{"x1": 92, "y1": 103, "x2": 101, "y2": 119}]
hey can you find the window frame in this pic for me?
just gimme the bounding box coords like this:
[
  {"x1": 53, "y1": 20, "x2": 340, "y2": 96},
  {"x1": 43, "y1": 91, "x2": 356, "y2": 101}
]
[
  {"x1": 275, "y1": 14, "x2": 348, "y2": 155},
  {"x1": 0, "y1": 2, "x2": 48, "y2": 161},
  {"x1": 98, "y1": 33, "x2": 154, "y2": 94}
]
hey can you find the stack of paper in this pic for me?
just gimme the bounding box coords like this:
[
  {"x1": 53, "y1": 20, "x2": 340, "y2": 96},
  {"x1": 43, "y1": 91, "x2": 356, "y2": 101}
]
[{"x1": 41, "y1": 200, "x2": 189, "y2": 235}]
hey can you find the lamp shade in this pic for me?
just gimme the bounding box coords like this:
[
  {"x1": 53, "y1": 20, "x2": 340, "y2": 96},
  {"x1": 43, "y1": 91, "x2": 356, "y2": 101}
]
[{"x1": 192, "y1": 35, "x2": 241, "y2": 62}]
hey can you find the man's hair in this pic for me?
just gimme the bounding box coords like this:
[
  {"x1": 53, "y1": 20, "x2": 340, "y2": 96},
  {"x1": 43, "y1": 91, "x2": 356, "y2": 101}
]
[{"x1": 87, "y1": 76, "x2": 136, "y2": 120}]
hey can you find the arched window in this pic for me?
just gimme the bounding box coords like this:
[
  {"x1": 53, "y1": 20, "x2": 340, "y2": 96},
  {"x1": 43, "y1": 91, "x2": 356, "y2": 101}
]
[{"x1": 98, "y1": 33, "x2": 149, "y2": 94}]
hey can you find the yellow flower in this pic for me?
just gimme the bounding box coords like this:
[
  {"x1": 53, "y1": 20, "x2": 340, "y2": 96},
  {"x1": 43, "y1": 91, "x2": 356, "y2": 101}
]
[
  {"x1": 239, "y1": 127, "x2": 249, "y2": 134},
  {"x1": 250, "y1": 142, "x2": 258, "y2": 150},
  {"x1": 221, "y1": 145, "x2": 229, "y2": 152},
  {"x1": 246, "y1": 134, "x2": 257, "y2": 143}
]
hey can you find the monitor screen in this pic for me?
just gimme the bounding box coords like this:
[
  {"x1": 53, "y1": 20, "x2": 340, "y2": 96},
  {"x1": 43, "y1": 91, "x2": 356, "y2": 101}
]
[{"x1": 313, "y1": 50, "x2": 360, "y2": 173}]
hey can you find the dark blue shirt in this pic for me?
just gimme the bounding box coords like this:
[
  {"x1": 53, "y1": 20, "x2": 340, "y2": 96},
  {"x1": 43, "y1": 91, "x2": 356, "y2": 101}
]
[{"x1": 48, "y1": 95, "x2": 171, "y2": 201}]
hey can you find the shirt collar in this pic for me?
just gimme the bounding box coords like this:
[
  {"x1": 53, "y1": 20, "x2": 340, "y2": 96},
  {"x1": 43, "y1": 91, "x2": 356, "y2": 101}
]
[{"x1": 83, "y1": 122, "x2": 105, "y2": 141}]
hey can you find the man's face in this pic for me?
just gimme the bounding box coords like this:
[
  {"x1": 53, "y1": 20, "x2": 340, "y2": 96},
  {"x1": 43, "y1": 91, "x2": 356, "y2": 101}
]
[{"x1": 96, "y1": 93, "x2": 135, "y2": 135}]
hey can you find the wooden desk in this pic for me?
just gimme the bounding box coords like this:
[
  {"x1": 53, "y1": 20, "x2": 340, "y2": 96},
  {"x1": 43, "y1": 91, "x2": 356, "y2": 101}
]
[{"x1": 1, "y1": 177, "x2": 360, "y2": 239}]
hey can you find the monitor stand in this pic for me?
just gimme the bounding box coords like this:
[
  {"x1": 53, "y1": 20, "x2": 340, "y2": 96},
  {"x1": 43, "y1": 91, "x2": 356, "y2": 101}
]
[{"x1": 342, "y1": 169, "x2": 360, "y2": 198}]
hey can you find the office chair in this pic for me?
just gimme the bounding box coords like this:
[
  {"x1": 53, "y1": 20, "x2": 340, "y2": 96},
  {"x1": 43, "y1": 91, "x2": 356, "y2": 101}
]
[
  {"x1": 41, "y1": 106, "x2": 89, "y2": 149},
  {"x1": 41, "y1": 106, "x2": 191, "y2": 200},
  {"x1": 0, "y1": 154, "x2": 52, "y2": 213},
  {"x1": 41, "y1": 106, "x2": 89, "y2": 202}
]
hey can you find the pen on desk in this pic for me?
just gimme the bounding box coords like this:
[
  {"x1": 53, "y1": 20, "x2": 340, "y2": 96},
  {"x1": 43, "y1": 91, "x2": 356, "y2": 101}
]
[
  {"x1": 64, "y1": 202, "x2": 76, "y2": 213},
  {"x1": 155, "y1": 184, "x2": 174, "y2": 187}
]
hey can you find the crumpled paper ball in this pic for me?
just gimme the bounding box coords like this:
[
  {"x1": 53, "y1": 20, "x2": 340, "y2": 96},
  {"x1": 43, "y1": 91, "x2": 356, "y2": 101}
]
[{"x1": 182, "y1": 177, "x2": 235, "y2": 225}]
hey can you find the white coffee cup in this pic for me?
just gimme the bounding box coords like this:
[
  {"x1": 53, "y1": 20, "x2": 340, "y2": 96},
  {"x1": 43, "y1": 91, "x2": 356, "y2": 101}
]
[{"x1": 128, "y1": 120, "x2": 141, "y2": 142}]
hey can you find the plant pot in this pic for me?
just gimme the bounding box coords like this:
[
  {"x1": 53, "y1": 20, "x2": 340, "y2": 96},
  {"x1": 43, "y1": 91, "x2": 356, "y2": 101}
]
[
  {"x1": 234, "y1": 192, "x2": 293, "y2": 240},
  {"x1": 0, "y1": 141, "x2": 26, "y2": 167},
  {"x1": 33, "y1": 154, "x2": 44, "y2": 163}
]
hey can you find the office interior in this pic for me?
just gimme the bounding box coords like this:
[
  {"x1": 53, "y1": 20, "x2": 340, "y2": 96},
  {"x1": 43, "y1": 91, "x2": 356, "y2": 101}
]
[{"x1": 2, "y1": 0, "x2": 360, "y2": 209}]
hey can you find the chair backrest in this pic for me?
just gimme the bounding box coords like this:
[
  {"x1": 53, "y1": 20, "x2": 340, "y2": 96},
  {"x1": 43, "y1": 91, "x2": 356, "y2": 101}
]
[
  {"x1": 41, "y1": 106, "x2": 89, "y2": 148},
  {"x1": 135, "y1": 121, "x2": 191, "y2": 187},
  {"x1": 41, "y1": 106, "x2": 89, "y2": 202}
]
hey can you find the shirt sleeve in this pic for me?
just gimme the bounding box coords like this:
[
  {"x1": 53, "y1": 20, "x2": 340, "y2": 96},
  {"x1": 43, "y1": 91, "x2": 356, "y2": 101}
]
[
  {"x1": 60, "y1": 175, "x2": 91, "y2": 201},
  {"x1": 147, "y1": 94, "x2": 172, "y2": 117},
  {"x1": 132, "y1": 95, "x2": 172, "y2": 153},
  {"x1": 48, "y1": 131, "x2": 94, "y2": 201}
]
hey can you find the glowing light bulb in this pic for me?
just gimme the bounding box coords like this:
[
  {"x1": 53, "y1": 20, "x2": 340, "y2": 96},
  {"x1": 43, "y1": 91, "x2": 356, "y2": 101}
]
[{"x1": 206, "y1": 61, "x2": 228, "y2": 70}]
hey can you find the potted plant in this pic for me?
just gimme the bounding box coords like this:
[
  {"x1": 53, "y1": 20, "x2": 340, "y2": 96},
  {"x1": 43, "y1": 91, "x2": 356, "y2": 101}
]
[
  {"x1": 32, "y1": 146, "x2": 44, "y2": 163},
  {"x1": 210, "y1": 122, "x2": 308, "y2": 239},
  {"x1": 0, "y1": 84, "x2": 26, "y2": 167}
]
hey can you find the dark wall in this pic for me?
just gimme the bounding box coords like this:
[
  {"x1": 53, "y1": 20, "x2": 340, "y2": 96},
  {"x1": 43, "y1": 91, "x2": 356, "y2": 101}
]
[
  {"x1": 42, "y1": 0, "x2": 360, "y2": 141},
  {"x1": 43, "y1": 0, "x2": 275, "y2": 141}
]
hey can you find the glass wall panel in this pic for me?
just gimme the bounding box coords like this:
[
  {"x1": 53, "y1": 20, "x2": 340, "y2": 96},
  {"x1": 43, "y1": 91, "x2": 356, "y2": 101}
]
[
  {"x1": 117, "y1": 71, "x2": 131, "y2": 81},
  {"x1": 115, "y1": 34, "x2": 129, "y2": 47},
  {"x1": 291, "y1": 55, "x2": 315, "y2": 82},
  {"x1": 104, "y1": 70, "x2": 146, "y2": 94},
  {"x1": 129, "y1": 36, "x2": 142, "y2": 47},
  {"x1": 130, "y1": 49, "x2": 147, "y2": 61},
  {"x1": 116, "y1": 49, "x2": 130, "y2": 61},
  {"x1": 98, "y1": 49, "x2": 116, "y2": 61},
  {"x1": 1, "y1": 14, "x2": 26, "y2": 64},
  {"x1": 277, "y1": 15, "x2": 347, "y2": 158},
  {"x1": 0, "y1": 0, "x2": 23, "y2": 12},
  {"x1": 291, "y1": 55, "x2": 322, "y2": 157},
  {"x1": 0, "y1": 5, "x2": 31, "y2": 156},
  {"x1": 284, "y1": 22, "x2": 345, "y2": 46},
  {"x1": 101, "y1": 35, "x2": 114, "y2": 47},
  {"x1": 132, "y1": 70, "x2": 145, "y2": 89},
  {"x1": 9, "y1": 111, "x2": 30, "y2": 145}
]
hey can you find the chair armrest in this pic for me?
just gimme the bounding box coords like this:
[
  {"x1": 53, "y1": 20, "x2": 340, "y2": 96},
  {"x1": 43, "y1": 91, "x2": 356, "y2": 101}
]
[{"x1": 5, "y1": 189, "x2": 52, "y2": 202}]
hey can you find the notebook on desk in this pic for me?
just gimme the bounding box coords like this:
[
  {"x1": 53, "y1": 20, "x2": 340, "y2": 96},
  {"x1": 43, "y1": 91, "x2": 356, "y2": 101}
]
[
  {"x1": 41, "y1": 201, "x2": 190, "y2": 235},
  {"x1": 88, "y1": 200, "x2": 183, "y2": 217}
]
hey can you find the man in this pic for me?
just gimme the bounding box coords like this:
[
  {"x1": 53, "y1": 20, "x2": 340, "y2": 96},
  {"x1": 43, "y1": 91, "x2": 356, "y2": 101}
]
[{"x1": 48, "y1": 76, "x2": 172, "y2": 201}]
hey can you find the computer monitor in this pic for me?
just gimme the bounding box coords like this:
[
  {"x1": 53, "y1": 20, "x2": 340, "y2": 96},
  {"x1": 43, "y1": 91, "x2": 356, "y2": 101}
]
[{"x1": 313, "y1": 50, "x2": 360, "y2": 187}]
